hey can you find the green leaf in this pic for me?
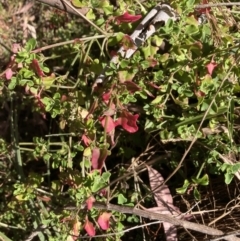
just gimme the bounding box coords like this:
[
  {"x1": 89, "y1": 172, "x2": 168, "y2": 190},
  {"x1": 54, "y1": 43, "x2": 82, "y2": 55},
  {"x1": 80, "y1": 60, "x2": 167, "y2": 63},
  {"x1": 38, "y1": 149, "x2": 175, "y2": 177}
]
[
  {"x1": 159, "y1": 53, "x2": 169, "y2": 63},
  {"x1": 108, "y1": 32, "x2": 124, "y2": 46},
  {"x1": 192, "y1": 174, "x2": 209, "y2": 186},
  {"x1": 101, "y1": 171, "x2": 111, "y2": 182},
  {"x1": 232, "y1": 163, "x2": 240, "y2": 173},
  {"x1": 224, "y1": 172, "x2": 234, "y2": 184},
  {"x1": 42, "y1": 97, "x2": 54, "y2": 111},
  {"x1": 176, "y1": 179, "x2": 190, "y2": 194},
  {"x1": 103, "y1": 6, "x2": 114, "y2": 15},
  {"x1": 91, "y1": 178, "x2": 105, "y2": 192},
  {"x1": 185, "y1": 16, "x2": 199, "y2": 27},
  {"x1": 120, "y1": 59, "x2": 130, "y2": 68},
  {"x1": 86, "y1": 9, "x2": 95, "y2": 20},
  {"x1": 53, "y1": 92, "x2": 61, "y2": 99},
  {"x1": 141, "y1": 42, "x2": 159, "y2": 58},
  {"x1": 151, "y1": 36, "x2": 164, "y2": 47},
  {"x1": 151, "y1": 95, "x2": 163, "y2": 105},
  {"x1": 201, "y1": 25, "x2": 211, "y2": 41},
  {"x1": 127, "y1": 215, "x2": 139, "y2": 223},
  {"x1": 219, "y1": 163, "x2": 230, "y2": 172},
  {"x1": 193, "y1": 188, "x2": 201, "y2": 200},
  {"x1": 96, "y1": 18, "x2": 105, "y2": 26},
  {"x1": 186, "y1": 0, "x2": 195, "y2": 8},
  {"x1": 99, "y1": 0, "x2": 110, "y2": 7},
  {"x1": 185, "y1": 25, "x2": 199, "y2": 35},
  {"x1": 42, "y1": 75, "x2": 56, "y2": 89},
  {"x1": 140, "y1": 60, "x2": 151, "y2": 69},
  {"x1": 16, "y1": 50, "x2": 29, "y2": 60},
  {"x1": 23, "y1": 69, "x2": 34, "y2": 78},
  {"x1": 164, "y1": 19, "x2": 174, "y2": 33},
  {"x1": 25, "y1": 38, "x2": 37, "y2": 52},
  {"x1": 144, "y1": 119, "x2": 155, "y2": 131},
  {"x1": 118, "y1": 194, "x2": 127, "y2": 204},
  {"x1": 71, "y1": 0, "x2": 87, "y2": 7},
  {"x1": 8, "y1": 77, "x2": 17, "y2": 90},
  {"x1": 172, "y1": 46, "x2": 187, "y2": 61},
  {"x1": 118, "y1": 70, "x2": 135, "y2": 82},
  {"x1": 83, "y1": 147, "x2": 91, "y2": 157}
]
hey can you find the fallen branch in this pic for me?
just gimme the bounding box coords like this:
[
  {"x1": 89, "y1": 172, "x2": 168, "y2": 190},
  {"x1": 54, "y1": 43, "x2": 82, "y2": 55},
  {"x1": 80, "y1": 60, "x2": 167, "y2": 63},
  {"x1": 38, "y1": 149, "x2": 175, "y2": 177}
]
[{"x1": 64, "y1": 202, "x2": 240, "y2": 241}]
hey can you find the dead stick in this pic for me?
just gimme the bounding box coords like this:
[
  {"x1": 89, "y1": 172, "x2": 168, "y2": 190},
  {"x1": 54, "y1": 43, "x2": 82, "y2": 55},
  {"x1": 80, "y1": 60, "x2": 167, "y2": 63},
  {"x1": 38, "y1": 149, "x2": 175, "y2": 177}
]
[
  {"x1": 91, "y1": 202, "x2": 223, "y2": 236},
  {"x1": 90, "y1": 202, "x2": 240, "y2": 241}
]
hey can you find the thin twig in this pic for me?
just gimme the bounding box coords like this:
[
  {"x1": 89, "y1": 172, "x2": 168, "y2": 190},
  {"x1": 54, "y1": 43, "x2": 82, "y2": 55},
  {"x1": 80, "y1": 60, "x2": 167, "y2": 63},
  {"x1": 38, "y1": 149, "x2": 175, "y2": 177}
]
[{"x1": 31, "y1": 34, "x2": 113, "y2": 53}]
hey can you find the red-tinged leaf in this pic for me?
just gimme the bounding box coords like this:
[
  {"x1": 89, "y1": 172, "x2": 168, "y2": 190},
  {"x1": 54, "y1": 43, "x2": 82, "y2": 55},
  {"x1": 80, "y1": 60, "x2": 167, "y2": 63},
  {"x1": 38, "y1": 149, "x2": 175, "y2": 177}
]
[
  {"x1": 118, "y1": 70, "x2": 136, "y2": 82},
  {"x1": 102, "y1": 91, "x2": 111, "y2": 102},
  {"x1": 82, "y1": 134, "x2": 91, "y2": 146},
  {"x1": 114, "y1": 110, "x2": 139, "y2": 133},
  {"x1": 194, "y1": 89, "x2": 205, "y2": 97},
  {"x1": 99, "y1": 188, "x2": 108, "y2": 197},
  {"x1": 5, "y1": 68, "x2": 13, "y2": 80},
  {"x1": 98, "y1": 148, "x2": 108, "y2": 170},
  {"x1": 206, "y1": 61, "x2": 217, "y2": 76},
  {"x1": 147, "y1": 58, "x2": 158, "y2": 68},
  {"x1": 121, "y1": 81, "x2": 141, "y2": 93},
  {"x1": 144, "y1": 89, "x2": 155, "y2": 98},
  {"x1": 91, "y1": 147, "x2": 108, "y2": 170},
  {"x1": 97, "y1": 212, "x2": 111, "y2": 230},
  {"x1": 31, "y1": 59, "x2": 44, "y2": 77},
  {"x1": 91, "y1": 148, "x2": 100, "y2": 169},
  {"x1": 115, "y1": 11, "x2": 142, "y2": 24},
  {"x1": 121, "y1": 35, "x2": 137, "y2": 51},
  {"x1": 84, "y1": 219, "x2": 95, "y2": 237},
  {"x1": 86, "y1": 196, "x2": 95, "y2": 210},
  {"x1": 148, "y1": 82, "x2": 161, "y2": 90},
  {"x1": 99, "y1": 116, "x2": 115, "y2": 133},
  {"x1": 194, "y1": 41, "x2": 203, "y2": 49}
]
